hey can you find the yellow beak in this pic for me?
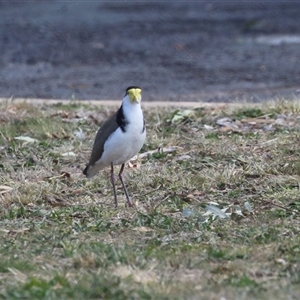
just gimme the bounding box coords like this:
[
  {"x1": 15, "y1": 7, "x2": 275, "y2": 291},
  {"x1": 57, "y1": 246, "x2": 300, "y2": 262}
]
[{"x1": 128, "y1": 88, "x2": 142, "y2": 103}]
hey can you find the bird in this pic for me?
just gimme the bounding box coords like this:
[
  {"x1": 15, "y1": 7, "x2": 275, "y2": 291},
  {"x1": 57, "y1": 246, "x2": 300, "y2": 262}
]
[{"x1": 83, "y1": 86, "x2": 146, "y2": 207}]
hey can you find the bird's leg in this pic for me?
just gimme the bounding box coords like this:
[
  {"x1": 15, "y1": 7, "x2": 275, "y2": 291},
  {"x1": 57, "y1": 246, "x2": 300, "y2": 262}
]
[
  {"x1": 119, "y1": 163, "x2": 134, "y2": 207},
  {"x1": 110, "y1": 163, "x2": 118, "y2": 207}
]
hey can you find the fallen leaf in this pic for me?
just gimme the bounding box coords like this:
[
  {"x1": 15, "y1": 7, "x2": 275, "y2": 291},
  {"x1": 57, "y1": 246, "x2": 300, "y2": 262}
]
[
  {"x1": 14, "y1": 136, "x2": 38, "y2": 143},
  {"x1": 0, "y1": 228, "x2": 30, "y2": 234},
  {"x1": 0, "y1": 185, "x2": 13, "y2": 194},
  {"x1": 216, "y1": 117, "x2": 233, "y2": 126},
  {"x1": 135, "y1": 226, "x2": 154, "y2": 233},
  {"x1": 44, "y1": 172, "x2": 71, "y2": 181},
  {"x1": 182, "y1": 208, "x2": 195, "y2": 217},
  {"x1": 61, "y1": 152, "x2": 76, "y2": 157},
  {"x1": 205, "y1": 205, "x2": 227, "y2": 219},
  {"x1": 244, "y1": 201, "x2": 253, "y2": 212},
  {"x1": 74, "y1": 128, "x2": 85, "y2": 139},
  {"x1": 177, "y1": 155, "x2": 192, "y2": 161},
  {"x1": 204, "y1": 124, "x2": 214, "y2": 130},
  {"x1": 241, "y1": 118, "x2": 274, "y2": 124},
  {"x1": 275, "y1": 258, "x2": 287, "y2": 265},
  {"x1": 275, "y1": 118, "x2": 286, "y2": 125},
  {"x1": 219, "y1": 126, "x2": 241, "y2": 133},
  {"x1": 61, "y1": 172, "x2": 71, "y2": 179},
  {"x1": 46, "y1": 196, "x2": 70, "y2": 207},
  {"x1": 170, "y1": 109, "x2": 195, "y2": 123},
  {"x1": 51, "y1": 111, "x2": 71, "y2": 118},
  {"x1": 131, "y1": 146, "x2": 182, "y2": 161},
  {"x1": 127, "y1": 162, "x2": 141, "y2": 168}
]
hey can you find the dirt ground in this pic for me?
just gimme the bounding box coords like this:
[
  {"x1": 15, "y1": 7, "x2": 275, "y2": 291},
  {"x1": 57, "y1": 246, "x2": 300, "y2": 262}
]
[{"x1": 0, "y1": 1, "x2": 299, "y2": 103}]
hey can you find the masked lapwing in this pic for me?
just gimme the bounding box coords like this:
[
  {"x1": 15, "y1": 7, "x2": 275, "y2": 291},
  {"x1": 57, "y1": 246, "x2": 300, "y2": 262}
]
[{"x1": 83, "y1": 86, "x2": 146, "y2": 207}]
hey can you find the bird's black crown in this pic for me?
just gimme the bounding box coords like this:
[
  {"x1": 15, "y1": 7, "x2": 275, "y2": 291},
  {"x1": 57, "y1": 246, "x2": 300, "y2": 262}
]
[{"x1": 125, "y1": 86, "x2": 142, "y2": 94}]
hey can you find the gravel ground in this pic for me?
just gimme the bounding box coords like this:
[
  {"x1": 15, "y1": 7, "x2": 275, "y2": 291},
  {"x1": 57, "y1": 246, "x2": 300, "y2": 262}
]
[{"x1": 0, "y1": 0, "x2": 299, "y2": 102}]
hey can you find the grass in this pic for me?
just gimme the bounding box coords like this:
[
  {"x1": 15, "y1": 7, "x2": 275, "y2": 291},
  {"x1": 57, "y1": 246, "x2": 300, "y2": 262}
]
[{"x1": 0, "y1": 99, "x2": 300, "y2": 299}]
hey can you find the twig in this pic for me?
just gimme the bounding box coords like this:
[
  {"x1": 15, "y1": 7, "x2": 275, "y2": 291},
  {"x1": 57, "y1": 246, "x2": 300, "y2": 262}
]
[
  {"x1": 257, "y1": 198, "x2": 298, "y2": 213},
  {"x1": 130, "y1": 146, "x2": 182, "y2": 161}
]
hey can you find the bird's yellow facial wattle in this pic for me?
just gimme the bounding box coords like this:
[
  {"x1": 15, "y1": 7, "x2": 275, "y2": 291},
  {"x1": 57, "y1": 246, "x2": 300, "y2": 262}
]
[{"x1": 128, "y1": 88, "x2": 142, "y2": 103}]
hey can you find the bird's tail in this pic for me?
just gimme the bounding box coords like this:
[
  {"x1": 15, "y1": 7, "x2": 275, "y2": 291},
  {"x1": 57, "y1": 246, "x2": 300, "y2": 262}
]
[
  {"x1": 83, "y1": 164, "x2": 102, "y2": 178},
  {"x1": 82, "y1": 165, "x2": 89, "y2": 176}
]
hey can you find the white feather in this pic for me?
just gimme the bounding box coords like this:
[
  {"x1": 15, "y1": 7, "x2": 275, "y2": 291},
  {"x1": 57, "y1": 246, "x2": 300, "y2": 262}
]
[{"x1": 86, "y1": 94, "x2": 146, "y2": 178}]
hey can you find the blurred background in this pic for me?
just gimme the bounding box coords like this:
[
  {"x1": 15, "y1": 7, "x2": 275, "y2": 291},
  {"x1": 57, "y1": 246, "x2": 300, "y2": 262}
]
[{"x1": 0, "y1": 0, "x2": 299, "y2": 102}]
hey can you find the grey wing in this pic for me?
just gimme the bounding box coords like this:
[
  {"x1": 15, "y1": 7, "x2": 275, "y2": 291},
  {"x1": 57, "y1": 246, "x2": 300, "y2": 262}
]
[{"x1": 87, "y1": 111, "x2": 119, "y2": 166}]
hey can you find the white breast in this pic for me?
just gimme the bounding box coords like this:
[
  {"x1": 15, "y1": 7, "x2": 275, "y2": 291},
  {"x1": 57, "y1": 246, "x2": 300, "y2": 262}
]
[{"x1": 98, "y1": 100, "x2": 146, "y2": 166}]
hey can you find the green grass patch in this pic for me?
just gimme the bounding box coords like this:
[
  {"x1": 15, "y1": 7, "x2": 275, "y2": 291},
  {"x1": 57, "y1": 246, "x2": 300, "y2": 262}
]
[{"x1": 0, "y1": 99, "x2": 300, "y2": 299}]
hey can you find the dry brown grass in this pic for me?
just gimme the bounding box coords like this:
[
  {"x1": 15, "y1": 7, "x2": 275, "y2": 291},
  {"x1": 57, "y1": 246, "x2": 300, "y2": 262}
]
[{"x1": 0, "y1": 99, "x2": 299, "y2": 299}]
